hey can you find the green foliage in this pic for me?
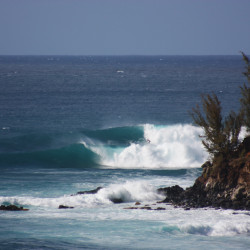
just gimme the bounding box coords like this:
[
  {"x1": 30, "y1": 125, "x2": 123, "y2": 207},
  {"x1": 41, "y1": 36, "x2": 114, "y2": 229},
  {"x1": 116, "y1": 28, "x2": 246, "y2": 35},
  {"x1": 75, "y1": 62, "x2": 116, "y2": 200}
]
[
  {"x1": 240, "y1": 52, "x2": 250, "y2": 131},
  {"x1": 224, "y1": 110, "x2": 244, "y2": 154},
  {"x1": 190, "y1": 93, "x2": 243, "y2": 160},
  {"x1": 190, "y1": 52, "x2": 250, "y2": 161}
]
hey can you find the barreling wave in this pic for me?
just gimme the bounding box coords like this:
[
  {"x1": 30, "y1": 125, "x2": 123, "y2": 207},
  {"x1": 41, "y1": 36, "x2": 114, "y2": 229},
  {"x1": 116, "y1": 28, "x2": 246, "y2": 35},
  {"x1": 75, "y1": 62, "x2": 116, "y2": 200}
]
[{"x1": 0, "y1": 124, "x2": 208, "y2": 169}]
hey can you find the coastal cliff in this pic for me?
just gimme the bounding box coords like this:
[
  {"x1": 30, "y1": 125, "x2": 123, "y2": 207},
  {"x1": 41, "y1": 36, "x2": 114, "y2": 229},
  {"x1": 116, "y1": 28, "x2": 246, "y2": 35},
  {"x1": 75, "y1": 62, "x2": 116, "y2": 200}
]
[{"x1": 159, "y1": 136, "x2": 250, "y2": 210}]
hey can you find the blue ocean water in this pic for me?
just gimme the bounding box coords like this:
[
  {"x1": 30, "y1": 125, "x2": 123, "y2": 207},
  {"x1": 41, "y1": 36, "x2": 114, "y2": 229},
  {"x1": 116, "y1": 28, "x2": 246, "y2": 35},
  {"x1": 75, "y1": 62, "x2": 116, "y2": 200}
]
[{"x1": 0, "y1": 56, "x2": 249, "y2": 249}]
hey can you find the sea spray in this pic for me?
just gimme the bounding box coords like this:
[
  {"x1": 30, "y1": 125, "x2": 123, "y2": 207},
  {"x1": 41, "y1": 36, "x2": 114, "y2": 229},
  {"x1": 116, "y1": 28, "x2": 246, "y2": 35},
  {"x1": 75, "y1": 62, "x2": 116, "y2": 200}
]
[
  {"x1": 0, "y1": 180, "x2": 164, "y2": 208},
  {"x1": 97, "y1": 181, "x2": 164, "y2": 203},
  {"x1": 92, "y1": 124, "x2": 208, "y2": 169}
]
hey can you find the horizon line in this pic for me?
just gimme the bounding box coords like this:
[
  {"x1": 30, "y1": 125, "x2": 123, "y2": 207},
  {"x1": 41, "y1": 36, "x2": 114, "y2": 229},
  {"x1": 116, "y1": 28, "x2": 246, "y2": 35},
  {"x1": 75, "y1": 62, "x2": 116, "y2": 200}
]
[{"x1": 0, "y1": 54, "x2": 246, "y2": 57}]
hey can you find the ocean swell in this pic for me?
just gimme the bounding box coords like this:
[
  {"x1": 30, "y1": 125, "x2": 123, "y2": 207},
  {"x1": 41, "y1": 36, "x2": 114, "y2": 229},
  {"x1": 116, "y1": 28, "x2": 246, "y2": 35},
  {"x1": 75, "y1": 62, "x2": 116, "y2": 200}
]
[{"x1": 0, "y1": 143, "x2": 100, "y2": 168}]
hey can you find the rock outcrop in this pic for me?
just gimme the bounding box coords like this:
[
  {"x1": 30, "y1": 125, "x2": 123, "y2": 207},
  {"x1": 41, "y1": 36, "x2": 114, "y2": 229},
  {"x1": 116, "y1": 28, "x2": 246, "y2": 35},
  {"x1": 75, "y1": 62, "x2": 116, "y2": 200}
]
[
  {"x1": 0, "y1": 205, "x2": 29, "y2": 211},
  {"x1": 58, "y1": 205, "x2": 74, "y2": 209},
  {"x1": 158, "y1": 137, "x2": 250, "y2": 210},
  {"x1": 76, "y1": 187, "x2": 103, "y2": 195}
]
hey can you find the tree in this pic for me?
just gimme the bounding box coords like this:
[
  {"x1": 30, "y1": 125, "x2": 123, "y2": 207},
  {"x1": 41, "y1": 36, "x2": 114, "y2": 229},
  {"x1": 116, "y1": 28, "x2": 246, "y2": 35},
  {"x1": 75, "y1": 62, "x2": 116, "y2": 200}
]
[
  {"x1": 191, "y1": 53, "x2": 250, "y2": 161},
  {"x1": 240, "y1": 52, "x2": 250, "y2": 132},
  {"x1": 190, "y1": 93, "x2": 243, "y2": 160}
]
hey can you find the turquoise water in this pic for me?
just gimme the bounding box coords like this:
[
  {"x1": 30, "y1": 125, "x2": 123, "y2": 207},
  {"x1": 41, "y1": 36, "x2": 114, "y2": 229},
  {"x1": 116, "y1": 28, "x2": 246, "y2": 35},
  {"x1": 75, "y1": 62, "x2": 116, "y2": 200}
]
[{"x1": 0, "y1": 56, "x2": 249, "y2": 249}]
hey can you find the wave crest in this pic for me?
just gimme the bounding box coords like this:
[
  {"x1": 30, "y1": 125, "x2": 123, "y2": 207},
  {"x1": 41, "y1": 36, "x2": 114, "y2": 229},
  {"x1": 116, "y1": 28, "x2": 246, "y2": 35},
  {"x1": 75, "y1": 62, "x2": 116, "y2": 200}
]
[{"x1": 95, "y1": 124, "x2": 208, "y2": 169}]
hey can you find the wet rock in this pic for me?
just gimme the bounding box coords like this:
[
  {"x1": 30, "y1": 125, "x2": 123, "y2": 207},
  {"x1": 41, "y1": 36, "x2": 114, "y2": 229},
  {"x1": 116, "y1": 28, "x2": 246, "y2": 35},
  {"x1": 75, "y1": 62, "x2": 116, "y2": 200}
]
[
  {"x1": 58, "y1": 205, "x2": 74, "y2": 209},
  {"x1": 140, "y1": 206, "x2": 152, "y2": 210},
  {"x1": 155, "y1": 207, "x2": 166, "y2": 210},
  {"x1": 76, "y1": 187, "x2": 102, "y2": 195},
  {"x1": 157, "y1": 185, "x2": 184, "y2": 203},
  {"x1": 125, "y1": 206, "x2": 167, "y2": 211},
  {"x1": 0, "y1": 205, "x2": 29, "y2": 211},
  {"x1": 159, "y1": 142, "x2": 250, "y2": 210},
  {"x1": 110, "y1": 198, "x2": 124, "y2": 204}
]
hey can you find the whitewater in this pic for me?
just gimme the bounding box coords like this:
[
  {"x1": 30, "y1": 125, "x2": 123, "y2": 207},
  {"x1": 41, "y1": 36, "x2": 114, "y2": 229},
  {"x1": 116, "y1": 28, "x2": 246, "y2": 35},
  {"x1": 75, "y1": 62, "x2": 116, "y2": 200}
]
[
  {"x1": 0, "y1": 55, "x2": 249, "y2": 249},
  {"x1": 80, "y1": 124, "x2": 207, "y2": 169}
]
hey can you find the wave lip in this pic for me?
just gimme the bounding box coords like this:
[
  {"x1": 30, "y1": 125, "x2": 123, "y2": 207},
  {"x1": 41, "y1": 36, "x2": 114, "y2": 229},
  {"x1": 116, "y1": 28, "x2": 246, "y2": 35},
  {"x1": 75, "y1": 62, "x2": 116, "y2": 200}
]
[{"x1": 81, "y1": 125, "x2": 144, "y2": 146}]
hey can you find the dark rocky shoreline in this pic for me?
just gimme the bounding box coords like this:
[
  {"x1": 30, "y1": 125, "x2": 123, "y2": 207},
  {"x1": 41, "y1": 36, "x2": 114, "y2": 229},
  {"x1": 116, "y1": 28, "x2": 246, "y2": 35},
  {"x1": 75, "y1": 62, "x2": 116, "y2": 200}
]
[{"x1": 157, "y1": 137, "x2": 250, "y2": 210}]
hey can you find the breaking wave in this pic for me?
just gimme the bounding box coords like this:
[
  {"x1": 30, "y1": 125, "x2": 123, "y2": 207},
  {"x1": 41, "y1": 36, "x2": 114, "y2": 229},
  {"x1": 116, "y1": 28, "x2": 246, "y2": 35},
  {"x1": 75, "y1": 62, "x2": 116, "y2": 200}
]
[
  {"x1": 94, "y1": 124, "x2": 208, "y2": 169},
  {"x1": 0, "y1": 124, "x2": 208, "y2": 169}
]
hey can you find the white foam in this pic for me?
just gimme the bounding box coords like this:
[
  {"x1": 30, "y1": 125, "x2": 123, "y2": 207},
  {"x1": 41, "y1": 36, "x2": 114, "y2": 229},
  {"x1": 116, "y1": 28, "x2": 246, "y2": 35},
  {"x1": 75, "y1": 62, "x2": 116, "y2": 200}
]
[
  {"x1": 97, "y1": 181, "x2": 164, "y2": 203},
  {"x1": 1, "y1": 190, "x2": 249, "y2": 238},
  {"x1": 0, "y1": 181, "x2": 163, "y2": 208},
  {"x1": 209, "y1": 220, "x2": 250, "y2": 236},
  {"x1": 179, "y1": 215, "x2": 250, "y2": 236},
  {"x1": 239, "y1": 126, "x2": 248, "y2": 141},
  {"x1": 97, "y1": 124, "x2": 208, "y2": 169}
]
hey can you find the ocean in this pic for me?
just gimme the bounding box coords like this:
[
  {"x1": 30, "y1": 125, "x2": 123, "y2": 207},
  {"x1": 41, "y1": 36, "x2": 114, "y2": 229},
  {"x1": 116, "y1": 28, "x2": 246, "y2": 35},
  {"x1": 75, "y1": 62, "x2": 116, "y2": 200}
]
[{"x1": 0, "y1": 55, "x2": 249, "y2": 249}]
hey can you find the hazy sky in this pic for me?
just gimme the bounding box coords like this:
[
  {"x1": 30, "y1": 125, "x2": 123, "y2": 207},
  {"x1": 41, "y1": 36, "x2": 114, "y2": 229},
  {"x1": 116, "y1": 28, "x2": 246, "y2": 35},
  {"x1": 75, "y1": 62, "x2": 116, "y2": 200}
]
[{"x1": 1, "y1": 0, "x2": 250, "y2": 55}]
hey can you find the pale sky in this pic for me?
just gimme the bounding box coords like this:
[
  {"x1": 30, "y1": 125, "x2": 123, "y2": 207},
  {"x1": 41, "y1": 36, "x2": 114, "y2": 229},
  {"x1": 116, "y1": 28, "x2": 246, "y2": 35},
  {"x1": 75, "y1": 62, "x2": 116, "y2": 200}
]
[{"x1": 0, "y1": 0, "x2": 250, "y2": 55}]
